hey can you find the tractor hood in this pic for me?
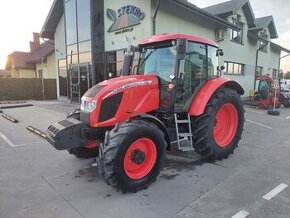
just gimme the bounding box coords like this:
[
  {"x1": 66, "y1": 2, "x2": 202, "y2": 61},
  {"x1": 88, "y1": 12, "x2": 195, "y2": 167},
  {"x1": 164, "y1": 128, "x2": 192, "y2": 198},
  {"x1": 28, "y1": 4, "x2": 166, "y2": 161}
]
[
  {"x1": 81, "y1": 75, "x2": 160, "y2": 127},
  {"x1": 82, "y1": 75, "x2": 159, "y2": 100}
]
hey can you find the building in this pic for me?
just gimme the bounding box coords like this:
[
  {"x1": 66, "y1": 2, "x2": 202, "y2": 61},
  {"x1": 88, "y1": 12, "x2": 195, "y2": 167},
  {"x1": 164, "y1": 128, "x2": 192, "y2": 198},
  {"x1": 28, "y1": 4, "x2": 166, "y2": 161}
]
[
  {"x1": 5, "y1": 33, "x2": 56, "y2": 79},
  {"x1": 40, "y1": 0, "x2": 290, "y2": 102},
  {"x1": 0, "y1": 69, "x2": 11, "y2": 78}
]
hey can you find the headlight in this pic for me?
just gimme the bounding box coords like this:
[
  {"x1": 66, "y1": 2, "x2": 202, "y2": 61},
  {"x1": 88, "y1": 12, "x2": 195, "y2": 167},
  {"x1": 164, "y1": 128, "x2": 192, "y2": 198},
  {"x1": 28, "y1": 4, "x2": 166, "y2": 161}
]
[{"x1": 81, "y1": 100, "x2": 97, "y2": 112}]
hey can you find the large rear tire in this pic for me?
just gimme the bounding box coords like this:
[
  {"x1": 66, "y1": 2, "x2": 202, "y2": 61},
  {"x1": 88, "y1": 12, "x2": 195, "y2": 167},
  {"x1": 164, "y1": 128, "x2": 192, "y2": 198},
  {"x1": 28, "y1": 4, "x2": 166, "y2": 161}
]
[
  {"x1": 193, "y1": 88, "x2": 244, "y2": 160},
  {"x1": 67, "y1": 110, "x2": 99, "y2": 159},
  {"x1": 97, "y1": 120, "x2": 166, "y2": 193},
  {"x1": 283, "y1": 101, "x2": 290, "y2": 108}
]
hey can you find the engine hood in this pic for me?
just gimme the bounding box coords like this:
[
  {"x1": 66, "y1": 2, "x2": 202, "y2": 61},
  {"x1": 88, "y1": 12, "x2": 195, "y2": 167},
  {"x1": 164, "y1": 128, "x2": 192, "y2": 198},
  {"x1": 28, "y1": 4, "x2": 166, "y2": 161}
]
[
  {"x1": 81, "y1": 74, "x2": 160, "y2": 127},
  {"x1": 82, "y1": 75, "x2": 159, "y2": 101}
]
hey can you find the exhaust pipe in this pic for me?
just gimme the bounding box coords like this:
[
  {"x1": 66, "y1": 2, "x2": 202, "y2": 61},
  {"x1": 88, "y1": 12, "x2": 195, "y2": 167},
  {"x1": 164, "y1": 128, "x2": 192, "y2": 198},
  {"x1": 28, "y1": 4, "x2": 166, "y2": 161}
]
[{"x1": 122, "y1": 37, "x2": 139, "y2": 76}]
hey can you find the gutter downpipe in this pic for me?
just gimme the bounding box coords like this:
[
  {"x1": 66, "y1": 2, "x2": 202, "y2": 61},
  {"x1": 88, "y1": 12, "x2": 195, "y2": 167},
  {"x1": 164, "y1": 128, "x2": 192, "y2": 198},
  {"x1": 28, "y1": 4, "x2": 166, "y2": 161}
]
[{"x1": 152, "y1": 0, "x2": 161, "y2": 35}]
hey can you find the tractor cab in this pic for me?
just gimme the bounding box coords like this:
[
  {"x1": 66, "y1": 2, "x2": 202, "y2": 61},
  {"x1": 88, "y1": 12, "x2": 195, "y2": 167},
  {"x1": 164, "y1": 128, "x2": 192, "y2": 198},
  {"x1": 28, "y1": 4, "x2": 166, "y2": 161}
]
[{"x1": 135, "y1": 34, "x2": 222, "y2": 114}]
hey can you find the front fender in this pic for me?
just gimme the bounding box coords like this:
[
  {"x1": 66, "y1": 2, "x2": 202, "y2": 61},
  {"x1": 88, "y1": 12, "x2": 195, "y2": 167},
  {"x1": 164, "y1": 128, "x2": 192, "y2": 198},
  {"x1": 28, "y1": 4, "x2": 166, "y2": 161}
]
[
  {"x1": 136, "y1": 114, "x2": 171, "y2": 150},
  {"x1": 188, "y1": 77, "x2": 244, "y2": 116}
]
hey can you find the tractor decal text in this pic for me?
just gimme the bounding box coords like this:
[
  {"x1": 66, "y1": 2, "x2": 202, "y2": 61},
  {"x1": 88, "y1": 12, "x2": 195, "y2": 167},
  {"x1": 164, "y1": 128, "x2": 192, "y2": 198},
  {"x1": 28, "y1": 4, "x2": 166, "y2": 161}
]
[{"x1": 111, "y1": 81, "x2": 152, "y2": 95}]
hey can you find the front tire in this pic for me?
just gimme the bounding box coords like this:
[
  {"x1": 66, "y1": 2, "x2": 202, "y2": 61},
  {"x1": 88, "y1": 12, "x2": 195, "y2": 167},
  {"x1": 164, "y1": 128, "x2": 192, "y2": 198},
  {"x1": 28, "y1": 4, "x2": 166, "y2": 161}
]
[
  {"x1": 193, "y1": 88, "x2": 244, "y2": 160},
  {"x1": 97, "y1": 120, "x2": 166, "y2": 192}
]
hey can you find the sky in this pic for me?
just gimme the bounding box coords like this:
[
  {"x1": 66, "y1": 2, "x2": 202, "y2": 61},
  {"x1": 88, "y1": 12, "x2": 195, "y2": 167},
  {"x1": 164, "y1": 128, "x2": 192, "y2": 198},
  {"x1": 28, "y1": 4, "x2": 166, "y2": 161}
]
[
  {"x1": 0, "y1": 0, "x2": 54, "y2": 69},
  {"x1": 0, "y1": 0, "x2": 289, "y2": 72}
]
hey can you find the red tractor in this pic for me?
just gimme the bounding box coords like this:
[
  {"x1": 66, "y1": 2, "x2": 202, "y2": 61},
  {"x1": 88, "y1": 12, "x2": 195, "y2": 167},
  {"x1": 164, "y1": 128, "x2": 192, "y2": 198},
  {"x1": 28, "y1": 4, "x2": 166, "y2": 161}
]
[
  {"x1": 46, "y1": 34, "x2": 245, "y2": 192},
  {"x1": 247, "y1": 76, "x2": 290, "y2": 109}
]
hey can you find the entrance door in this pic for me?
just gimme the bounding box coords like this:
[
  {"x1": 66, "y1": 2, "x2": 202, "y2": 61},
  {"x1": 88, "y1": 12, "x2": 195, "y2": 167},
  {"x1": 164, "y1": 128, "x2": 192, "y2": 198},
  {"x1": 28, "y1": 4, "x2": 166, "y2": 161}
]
[
  {"x1": 79, "y1": 64, "x2": 91, "y2": 97},
  {"x1": 70, "y1": 64, "x2": 91, "y2": 103},
  {"x1": 70, "y1": 65, "x2": 80, "y2": 103}
]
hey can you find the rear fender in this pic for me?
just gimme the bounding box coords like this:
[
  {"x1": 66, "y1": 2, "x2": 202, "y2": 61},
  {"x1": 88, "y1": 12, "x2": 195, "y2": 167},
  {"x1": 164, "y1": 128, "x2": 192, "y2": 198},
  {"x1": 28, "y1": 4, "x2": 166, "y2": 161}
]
[{"x1": 188, "y1": 77, "x2": 244, "y2": 116}]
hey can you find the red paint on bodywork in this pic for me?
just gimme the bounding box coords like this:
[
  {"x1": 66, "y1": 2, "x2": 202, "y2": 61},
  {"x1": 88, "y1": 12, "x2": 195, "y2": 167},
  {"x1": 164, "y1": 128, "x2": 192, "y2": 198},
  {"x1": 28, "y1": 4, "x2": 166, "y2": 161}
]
[
  {"x1": 139, "y1": 33, "x2": 218, "y2": 47},
  {"x1": 255, "y1": 76, "x2": 281, "y2": 109},
  {"x1": 189, "y1": 77, "x2": 243, "y2": 116},
  {"x1": 85, "y1": 75, "x2": 160, "y2": 127}
]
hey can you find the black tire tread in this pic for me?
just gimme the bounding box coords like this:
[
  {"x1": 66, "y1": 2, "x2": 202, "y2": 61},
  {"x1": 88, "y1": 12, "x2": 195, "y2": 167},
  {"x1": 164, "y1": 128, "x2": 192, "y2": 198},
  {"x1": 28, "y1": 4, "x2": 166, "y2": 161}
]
[
  {"x1": 192, "y1": 88, "x2": 245, "y2": 160},
  {"x1": 97, "y1": 119, "x2": 166, "y2": 192}
]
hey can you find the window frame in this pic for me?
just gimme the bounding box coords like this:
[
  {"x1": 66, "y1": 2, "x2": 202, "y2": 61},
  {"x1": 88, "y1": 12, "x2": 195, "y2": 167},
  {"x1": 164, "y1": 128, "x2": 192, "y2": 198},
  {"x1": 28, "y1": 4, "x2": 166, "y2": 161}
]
[
  {"x1": 230, "y1": 16, "x2": 244, "y2": 45},
  {"x1": 224, "y1": 61, "x2": 245, "y2": 76}
]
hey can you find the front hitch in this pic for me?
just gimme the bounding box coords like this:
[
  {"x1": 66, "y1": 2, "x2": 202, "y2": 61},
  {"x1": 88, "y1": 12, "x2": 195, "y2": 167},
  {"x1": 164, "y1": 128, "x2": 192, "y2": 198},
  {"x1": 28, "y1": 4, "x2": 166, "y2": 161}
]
[{"x1": 46, "y1": 118, "x2": 87, "y2": 150}]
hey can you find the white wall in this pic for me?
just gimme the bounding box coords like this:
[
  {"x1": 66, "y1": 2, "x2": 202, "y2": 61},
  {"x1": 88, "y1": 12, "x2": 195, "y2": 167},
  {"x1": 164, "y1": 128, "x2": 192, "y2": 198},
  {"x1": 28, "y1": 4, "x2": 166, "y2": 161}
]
[
  {"x1": 54, "y1": 15, "x2": 66, "y2": 98},
  {"x1": 156, "y1": 6, "x2": 216, "y2": 40}
]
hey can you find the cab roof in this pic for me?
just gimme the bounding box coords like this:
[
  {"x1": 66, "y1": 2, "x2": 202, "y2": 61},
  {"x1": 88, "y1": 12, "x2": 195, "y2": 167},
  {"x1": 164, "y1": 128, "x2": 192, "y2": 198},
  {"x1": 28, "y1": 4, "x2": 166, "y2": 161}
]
[{"x1": 139, "y1": 33, "x2": 218, "y2": 48}]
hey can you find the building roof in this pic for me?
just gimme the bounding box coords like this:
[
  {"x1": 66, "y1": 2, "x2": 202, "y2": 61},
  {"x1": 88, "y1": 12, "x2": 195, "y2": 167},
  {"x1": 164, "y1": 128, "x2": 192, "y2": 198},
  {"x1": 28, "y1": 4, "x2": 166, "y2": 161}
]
[
  {"x1": 250, "y1": 16, "x2": 278, "y2": 39},
  {"x1": 169, "y1": 0, "x2": 241, "y2": 30},
  {"x1": 203, "y1": 0, "x2": 256, "y2": 28},
  {"x1": 27, "y1": 40, "x2": 55, "y2": 63},
  {"x1": 203, "y1": 0, "x2": 247, "y2": 16},
  {"x1": 6, "y1": 41, "x2": 55, "y2": 71},
  {"x1": 40, "y1": 0, "x2": 63, "y2": 39},
  {"x1": 6, "y1": 52, "x2": 35, "y2": 70},
  {"x1": 270, "y1": 42, "x2": 290, "y2": 53}
]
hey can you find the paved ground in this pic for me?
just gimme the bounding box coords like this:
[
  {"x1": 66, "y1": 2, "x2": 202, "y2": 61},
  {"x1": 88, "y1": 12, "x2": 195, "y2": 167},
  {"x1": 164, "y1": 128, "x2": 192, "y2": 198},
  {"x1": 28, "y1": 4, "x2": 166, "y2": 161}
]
[{"x1": 0, "y1": 101, "x2": 290, "y2": 218}]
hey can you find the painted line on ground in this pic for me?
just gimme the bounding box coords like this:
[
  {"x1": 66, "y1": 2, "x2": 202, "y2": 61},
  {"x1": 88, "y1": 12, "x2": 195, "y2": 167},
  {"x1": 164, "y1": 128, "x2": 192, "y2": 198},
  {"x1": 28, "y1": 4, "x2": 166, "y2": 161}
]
[
  {"x1": 0, "y1": 131, "x2": 17, "y2": 148},
  {"x1": 263, "y1": 183, "x2": 288, "y2": 200},
  {"x1": 286, "y1": 116, "x2": 290, "y2": 119},
  {"x1": 91, "y1": 163, "x2": 98, "y2": 167},
  {"x1": 245, "y1": 107, "x2": 286, "y2": 120},
  {"x1": 246, "y1": 119, "x2": 272, "y2": 129},
  {"x1": 230, "y1": 210, "x2": 249, "y2": 218},
  {"x1": 245, "y1": 108, "x2": 266, "y2": 115}
]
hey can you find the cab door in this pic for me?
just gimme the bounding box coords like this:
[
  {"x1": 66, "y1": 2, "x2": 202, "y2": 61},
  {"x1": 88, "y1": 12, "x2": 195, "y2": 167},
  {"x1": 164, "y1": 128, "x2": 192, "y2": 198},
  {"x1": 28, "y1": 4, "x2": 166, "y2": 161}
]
[{"x1": 175, "y1": 42, "x2": 207, "y2": 112}]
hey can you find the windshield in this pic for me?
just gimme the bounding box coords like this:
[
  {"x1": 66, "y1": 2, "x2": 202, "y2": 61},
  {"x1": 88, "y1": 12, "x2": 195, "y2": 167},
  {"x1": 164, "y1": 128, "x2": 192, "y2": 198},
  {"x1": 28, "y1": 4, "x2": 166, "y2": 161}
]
[{"x1": 138, "y1": 44, "x2": 177, "y2": 82}]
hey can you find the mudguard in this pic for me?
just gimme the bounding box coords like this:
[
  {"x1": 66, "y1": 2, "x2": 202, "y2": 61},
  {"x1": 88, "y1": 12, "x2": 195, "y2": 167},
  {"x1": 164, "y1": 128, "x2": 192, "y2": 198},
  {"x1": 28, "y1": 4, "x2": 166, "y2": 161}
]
[{"x1": 188, "y1": 77, "x2": 244, "y2": 116}]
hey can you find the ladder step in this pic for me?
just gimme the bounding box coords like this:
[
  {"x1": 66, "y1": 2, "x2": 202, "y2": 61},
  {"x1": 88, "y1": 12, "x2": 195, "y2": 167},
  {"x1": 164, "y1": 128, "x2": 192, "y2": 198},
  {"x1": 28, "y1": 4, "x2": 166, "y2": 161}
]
[
  {"x1": 178, "y1": 133, "x2": 193, "y2": 138},
  {"x1": 179, "y1": 147, "x2": 195, "y2": 152},
  {"x1": 176, "y1": 120, "x2": 191, "y2": 124}
]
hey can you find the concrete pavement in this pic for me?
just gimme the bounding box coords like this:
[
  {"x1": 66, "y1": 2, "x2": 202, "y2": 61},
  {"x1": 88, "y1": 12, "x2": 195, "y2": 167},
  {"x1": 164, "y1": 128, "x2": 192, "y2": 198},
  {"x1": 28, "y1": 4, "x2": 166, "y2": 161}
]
[{"x1": 0, "y1": 101, "x2": 290, "y2": 218}]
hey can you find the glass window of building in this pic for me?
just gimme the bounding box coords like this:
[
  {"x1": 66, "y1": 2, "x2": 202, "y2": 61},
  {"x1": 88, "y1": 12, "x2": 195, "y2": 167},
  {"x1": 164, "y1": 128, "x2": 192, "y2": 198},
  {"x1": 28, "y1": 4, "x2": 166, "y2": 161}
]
[
  {"x1": 256, "y1": 66, "x2": 263, "y2": 76},
  {"x1": 65, "y1": 0, "x2": 77, "y2": 45},
  {"x1": 231, "y1": 15, "x2": 244, "y2": 44},
  {"x1": 225, "y1": 61, "x2": 245, "y2": 75},
  {"x1": 58, "y1": 59, "x2": 68, "y2": 96},
  {"x1": 77, "y1": 0, "x2": 91, "y2": 42}
]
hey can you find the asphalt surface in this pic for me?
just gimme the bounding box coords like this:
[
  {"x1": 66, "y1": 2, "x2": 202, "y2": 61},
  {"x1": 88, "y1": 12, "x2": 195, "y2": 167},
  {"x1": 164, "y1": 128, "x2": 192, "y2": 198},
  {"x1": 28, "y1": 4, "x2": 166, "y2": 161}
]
[{"x1": 0, "y1": 101, "x2": 290, "y2": 218}]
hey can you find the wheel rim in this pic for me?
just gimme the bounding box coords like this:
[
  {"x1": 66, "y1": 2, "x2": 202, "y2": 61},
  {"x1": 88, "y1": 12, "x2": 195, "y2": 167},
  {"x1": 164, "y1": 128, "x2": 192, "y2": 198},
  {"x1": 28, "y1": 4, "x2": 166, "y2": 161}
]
[
  {"x1": 213, "y1": 103, "x2": 238, "y2": 148},
  {"x1": 124, "y1": 138, "x2": 157, "y2": 180}
]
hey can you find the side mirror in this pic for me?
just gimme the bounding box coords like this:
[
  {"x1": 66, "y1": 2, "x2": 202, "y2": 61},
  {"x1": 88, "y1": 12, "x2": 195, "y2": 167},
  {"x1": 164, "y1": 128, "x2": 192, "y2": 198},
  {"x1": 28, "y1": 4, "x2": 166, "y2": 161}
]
[
  {"x1": 216, "y1": 49, "x2": 224, "y2": 57},
  {"x1": 176, "y1": 38, "x2": 187, "y2": 54},
  {"x1": 217, "y1": 66, "x2": 225, "y2": 71}
]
